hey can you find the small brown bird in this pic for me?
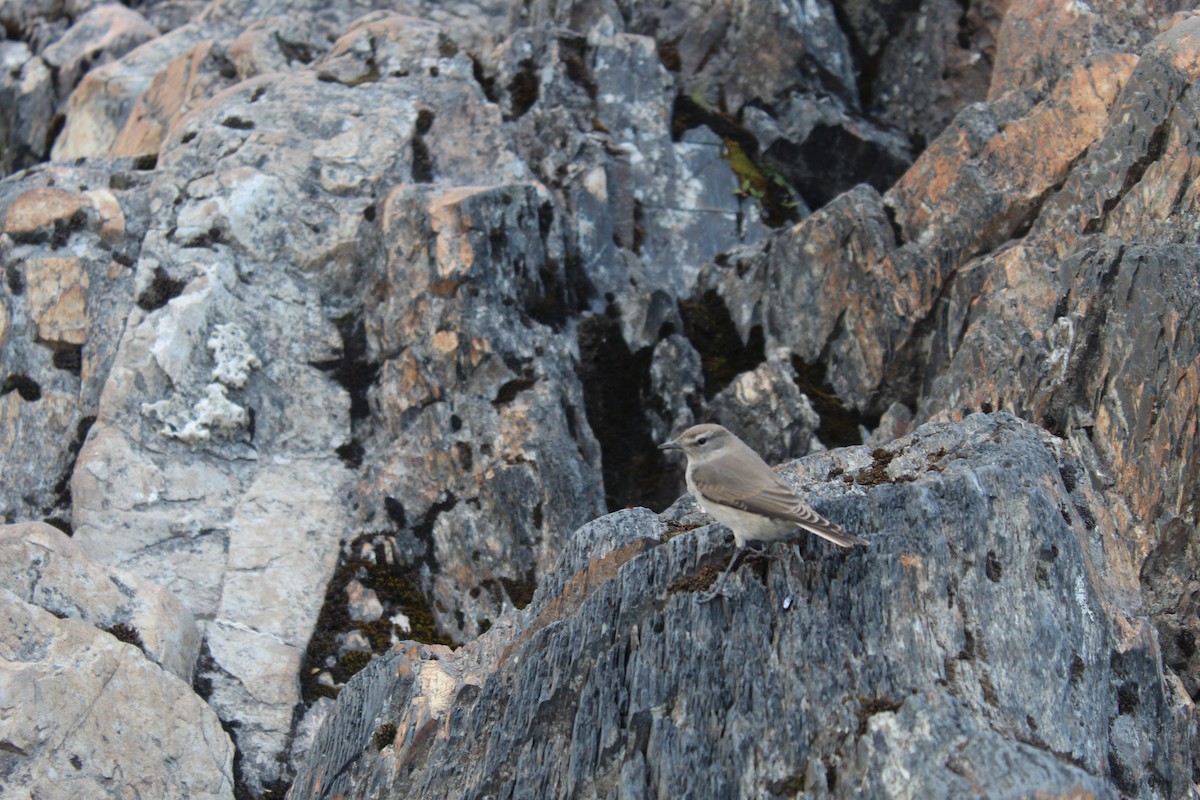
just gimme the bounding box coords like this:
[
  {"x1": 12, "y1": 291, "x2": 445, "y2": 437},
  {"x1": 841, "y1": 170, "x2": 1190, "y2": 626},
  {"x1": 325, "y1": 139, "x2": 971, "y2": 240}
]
[{"x1": 660, "y1": 423, "x2": 867, "y2": 601}]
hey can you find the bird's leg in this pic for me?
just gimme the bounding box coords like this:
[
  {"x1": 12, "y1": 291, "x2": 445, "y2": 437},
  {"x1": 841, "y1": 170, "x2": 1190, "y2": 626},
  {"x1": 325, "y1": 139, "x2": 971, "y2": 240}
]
[
  {"x1": 698, "y1": 545, "x2": 746, "y2": 603},
  {"x1": 748, "y1": 540, "x2": 780, "y2": 563}
]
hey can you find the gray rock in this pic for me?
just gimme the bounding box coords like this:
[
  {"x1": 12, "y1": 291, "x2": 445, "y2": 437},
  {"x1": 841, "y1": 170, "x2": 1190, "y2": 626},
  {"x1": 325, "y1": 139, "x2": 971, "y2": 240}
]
[
  {"x1": 646, "y1": 333, "x2": 704, "y2": 447},
  {"x1": 63, "y1": 17, "x2": 462, "y2": 786},
  {"x1": 0, "y1": 520, "x2": 199, "y2": 682},
  {"x1": 45, "y1": 10, "x2": 601, "y2": 792},
  {"x1": 697, "y1": 183, "x2": 902, "y2": 413},
  {"x1": 0, "y1": 166, "x2": 150, "y2": 524},
  {"x1": 0, "y1": 592, "x2": 235, "y2": 799},
  {"x1": 988, "y1": 0, "x2": 1195, "y2": 99},
  {"x1": 62, "y1": 196, "x2": 352, "y2": 789},
  {"x1": 290, "y1": 414, "x2": 1192, "y2": 799},
  {"x1": 865, "y1": 0, "x2": 1006, "y2": 150},
  {"x1": 907, "y1": 17, "x2": 1200, "y2": 711},
  {"x1": 357, "y1": 181, "x2": 605, "y2": 643},
  {"x1": 595, "y1": 0, "x2": 859, "y2": 110},
  {"x1": 702, "y1": 348, "x2": 824, "y2": 465},
  {"x1": 649, "y1": 342, "x2": 822, "y2": 472},
  {"x1": 865, "y1": 401, "x2": 915, "y2": 447},
  {"x1": 744, "y1": 91, "x2": 913, "y2": 210},
  {"x1": 2, "y1": 1, "x2": 1198, "y2": 797},
  {"x1": 40, "y1": 4, "x2": 158, "y2": 93},
  {"x1": 492, "y1": 22, "x2": 768, "y2": 304},
  {"x1": 51, "y1": 22, "x2": 219, "y2": 160},
  {"x1": 0, "y1": 41, "x2": 54, "y2": 176}
]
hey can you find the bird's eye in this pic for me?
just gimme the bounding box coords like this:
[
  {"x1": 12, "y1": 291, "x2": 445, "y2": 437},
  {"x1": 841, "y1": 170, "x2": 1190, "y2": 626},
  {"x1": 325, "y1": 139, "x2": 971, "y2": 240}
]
[{"x1": 697, "y1": 436, "x2": 708, "y2": 445}]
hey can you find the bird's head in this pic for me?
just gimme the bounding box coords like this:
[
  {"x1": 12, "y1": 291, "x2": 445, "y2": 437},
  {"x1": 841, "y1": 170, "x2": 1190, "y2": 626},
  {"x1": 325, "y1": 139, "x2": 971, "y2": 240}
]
[{"x1": 658, "y1": 423, "x2": 732, "y2": 463}]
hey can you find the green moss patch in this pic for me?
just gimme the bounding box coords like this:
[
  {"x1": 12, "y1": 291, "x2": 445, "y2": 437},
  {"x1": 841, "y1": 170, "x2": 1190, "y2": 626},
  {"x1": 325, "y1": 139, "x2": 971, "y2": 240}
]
[{"x1": 300, "y1": 533, "x2": 452, "y2": 702}]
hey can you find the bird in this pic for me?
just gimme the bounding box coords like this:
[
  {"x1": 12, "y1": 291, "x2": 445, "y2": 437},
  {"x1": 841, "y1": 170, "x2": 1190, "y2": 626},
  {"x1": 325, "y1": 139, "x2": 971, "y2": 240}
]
[{"x1": 659, "y1": 423, "x2": 867, "y2": 601}]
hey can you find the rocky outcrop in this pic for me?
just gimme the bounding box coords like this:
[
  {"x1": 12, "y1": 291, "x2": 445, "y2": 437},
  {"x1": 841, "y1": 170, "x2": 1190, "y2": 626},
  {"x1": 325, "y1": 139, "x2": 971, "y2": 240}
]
[
  {"x1": 914, "y1": 15, "x2": 1200, "y2": 704},
  {"x1": 3, "y1": 0, "x2": 1200, "y2": 796},
  {"x1": 1, "y1": 601, "x2": 236, "y2": 800},
  {"x1": 0, "y1": 521, "x2": 234, "y2": 799},
  {"x1": 1, "y1": 167, "x2": 146, "y2": 528},
  {"x1": 291, "y1": 413, "x2": 1192, "y2": 798},
  {"x1": 0, "y1": 520, "x2": 200, "y2": 681}
]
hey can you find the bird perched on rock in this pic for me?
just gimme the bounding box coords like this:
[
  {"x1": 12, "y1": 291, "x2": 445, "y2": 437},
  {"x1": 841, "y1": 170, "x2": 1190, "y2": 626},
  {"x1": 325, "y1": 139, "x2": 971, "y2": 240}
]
[{"x1": 660, "y1": 423, "x2": 867, "y2": 601}]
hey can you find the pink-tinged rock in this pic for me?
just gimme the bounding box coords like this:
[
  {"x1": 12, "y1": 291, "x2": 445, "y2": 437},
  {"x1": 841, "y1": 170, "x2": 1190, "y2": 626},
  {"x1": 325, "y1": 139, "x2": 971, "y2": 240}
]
[
  {"x1": 2, "y1": 187, "x2": 86, "y2": 236},
  {"x1": 110, "y1": 40, "x2": 236, "y2": 160},
  {"x1": 23, "y1": 256, "x2": 89, "y2": 346},
  {"x1": 53, "y1": 24, "x2": 212, "y2": 160}
]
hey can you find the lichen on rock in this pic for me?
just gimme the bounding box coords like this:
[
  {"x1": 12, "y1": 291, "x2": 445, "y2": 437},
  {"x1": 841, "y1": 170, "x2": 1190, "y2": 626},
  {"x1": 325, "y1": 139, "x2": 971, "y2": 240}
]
[{"x1": 142, "y1": 382, "x2": 251, "y2": 443}]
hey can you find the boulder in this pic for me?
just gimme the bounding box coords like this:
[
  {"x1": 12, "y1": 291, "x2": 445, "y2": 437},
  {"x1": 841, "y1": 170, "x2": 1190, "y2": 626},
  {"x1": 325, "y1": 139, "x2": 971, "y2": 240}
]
[
  {"x1": 39, "y1": 4, "x2": 158, "y2": 94},
  {"x1": 0, "y1": 169, "x2": 146, "y2": 525},
  {"x1": 291, "y1": 414, "x2": 1193, "y2": 798},
  {"x1": 0, "y1": 41, "x2": 54, "y2": 176},
  {"x1": 0, "y1": 520, "x2": 200, "y2": 682},
  {"x1": 0, "y1": 594, "x2": 234, "y2": 799}
]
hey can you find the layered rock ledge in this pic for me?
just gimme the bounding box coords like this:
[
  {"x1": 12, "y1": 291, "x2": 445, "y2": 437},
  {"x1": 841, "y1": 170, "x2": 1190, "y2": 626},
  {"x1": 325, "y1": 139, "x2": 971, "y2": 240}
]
[{"x1": 291, "y1": 414, "x2": 1192, "y2": 799}]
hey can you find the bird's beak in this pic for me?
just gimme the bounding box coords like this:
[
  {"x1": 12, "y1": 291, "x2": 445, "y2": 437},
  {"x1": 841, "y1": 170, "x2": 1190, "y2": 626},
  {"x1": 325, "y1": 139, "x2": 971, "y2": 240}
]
[{"x1": 659, "y1": 440, "x2": 682, "y2": 451}]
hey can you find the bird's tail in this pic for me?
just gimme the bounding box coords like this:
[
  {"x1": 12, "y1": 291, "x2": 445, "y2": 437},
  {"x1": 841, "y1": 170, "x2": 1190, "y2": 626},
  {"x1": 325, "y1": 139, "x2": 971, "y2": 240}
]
[{"x1": 794, "y1": 506, "x2": 869, "y2": 547}]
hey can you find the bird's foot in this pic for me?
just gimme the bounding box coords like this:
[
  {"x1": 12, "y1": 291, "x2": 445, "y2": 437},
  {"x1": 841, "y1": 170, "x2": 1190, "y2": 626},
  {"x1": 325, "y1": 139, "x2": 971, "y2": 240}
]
[{"x1": 747, "y1": 544, "x2": 780, "y2": 564}]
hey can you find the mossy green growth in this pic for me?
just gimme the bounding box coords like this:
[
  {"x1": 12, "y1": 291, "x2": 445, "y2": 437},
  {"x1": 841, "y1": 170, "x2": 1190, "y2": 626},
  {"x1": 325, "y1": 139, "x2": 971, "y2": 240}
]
[
  {"x1": 671, "y1": 92, "x2": 800, "y2": 227},
  {"x1": 104, "y1": 622, "x2": 145, "y2": 652},
  {"x1": 723, "y1": 138, "x2": 770, "y2": 200},
  {"x1": 335, "y1": 650, "x2": 373, "y2": 683},
  {"x1": 721, "y1": 138, "x2": 801, "y2": 226},
  {"x1": 766, "y1": 773, "x2": 806, "y2": 795},
  {"x1": 368, "y1": 567, "x2": 451, "y2": 646},
  {"x1": 299, "y1": 533, "x2": 454, "y2": 702}
]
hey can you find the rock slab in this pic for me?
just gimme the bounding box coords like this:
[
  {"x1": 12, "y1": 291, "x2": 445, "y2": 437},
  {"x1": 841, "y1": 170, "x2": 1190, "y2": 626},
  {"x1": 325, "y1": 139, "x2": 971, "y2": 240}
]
[
  {"x1": 0, "y1": 594, "x2": 234, "y2": 799},
  {"x1": 290, "y1": 413, "x2": 1192, "y2": 799}
]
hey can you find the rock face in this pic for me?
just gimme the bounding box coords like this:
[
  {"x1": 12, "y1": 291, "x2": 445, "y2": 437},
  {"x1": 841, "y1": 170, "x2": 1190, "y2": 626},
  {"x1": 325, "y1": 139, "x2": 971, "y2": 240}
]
[
  {"x1": 0, "y1": 522, "x2": 234, "y2": 799},
  {"x1": 1, "y1": 601, "x2": 236, "y2": 800},
  {"x1": 291, "y1": 414, "x2": 1191, "y2": 799},
  {"x1": 2, "y1": 0, "x2": 1200, "y2": 797},
  {"x1": 0, "y1": 520, "x2": 200, "y2": 681}
]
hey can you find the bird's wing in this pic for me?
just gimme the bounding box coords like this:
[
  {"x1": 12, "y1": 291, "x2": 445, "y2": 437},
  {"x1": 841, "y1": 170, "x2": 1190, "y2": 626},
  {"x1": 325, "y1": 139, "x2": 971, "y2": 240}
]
[
  {"x1": 690, "y1": 459, "x2": 869, "y2": 548},
  {"x1": 776, "y1": 499, "x2": 869, "y2": 548}
]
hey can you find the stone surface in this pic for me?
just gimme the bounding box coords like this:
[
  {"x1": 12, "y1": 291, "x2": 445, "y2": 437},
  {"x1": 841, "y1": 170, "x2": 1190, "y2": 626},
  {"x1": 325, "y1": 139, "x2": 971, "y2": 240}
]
[
  {"x1": 909, "y1": 15, "x2": 1200, "y2": 708},
  {"x1": 988, "y1": 0, "x2": 1193, "y2": 99},
  {"x1": 70, "y1": 257, "x2": 352, "y2": 793},
  {"x1": 745, "y1": 92, "x2": 913, "y2": 210},
  {"x1": 698, "y1": 184, "x2": 901, "y2": 413},
  {"x1": 52, "y1": 24, "x2": 218, "y2": 160},
  {"x1": 888, "y1": 50, "x2": 1138, "y2": 261},
  {"x1": 2, "y1": 1, "x2": 1199, "y2": 797},
  {"x1": 857, "y1": 0, "x2": 1009, "y2": 150},
  {"x1": 109, "y1": 39, "x2": 240, "y2": 161},
  {"x1": 291, "y1": 414, "x2": 1192, "y2": 799},
  {"x1": 57, "y1": 9, "x2": 596, "y2": 793},
  {"x1": 39, "y1": 4, "x2": 158, "y2": 93},
  {"x1": 0, "y1": 169, "x2": 146, "y2": 526},
  {"x1": 487, "y1": 22, "x2": 770, "y2": 306},
  {"x1": 355, "y1": 181, "x2": 605, "y2": 646},
  {"x1": 702, "y1": 348, "x2": 824, "y2": 464},
  {"x1": 0, "y1": 40, "x2": 54, "y2": 176},
  {"x1": 0, "y1": 593, "x2": 235, "y2": 800},
  {"x1": 0, "y1": 520, "x2": 200, "y2": 682}
]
